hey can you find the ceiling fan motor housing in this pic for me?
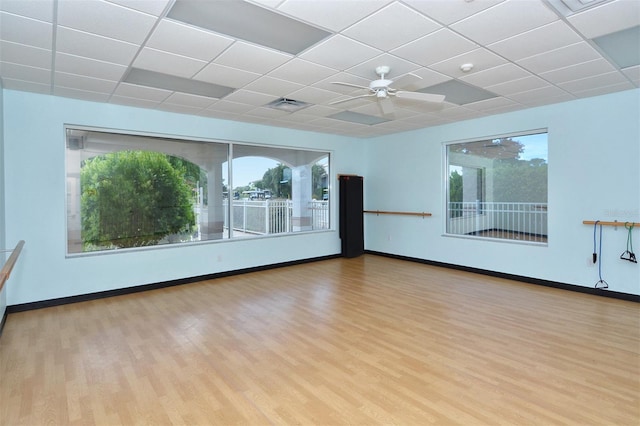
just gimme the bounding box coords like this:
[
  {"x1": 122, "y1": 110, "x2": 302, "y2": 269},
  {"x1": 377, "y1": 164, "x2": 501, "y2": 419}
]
[{"x1": 370, "y1": 79, "x2": 393, "y2": 97}]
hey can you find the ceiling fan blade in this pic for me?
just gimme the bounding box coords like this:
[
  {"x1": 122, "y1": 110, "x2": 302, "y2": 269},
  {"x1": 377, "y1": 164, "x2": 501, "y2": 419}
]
[
  {"x1": 390, "y1": 73, "x2": 422, "y2": 90},
  {"x1": 330, "y1": 81, "x2": 370, "y2": 90},
  {"x1": 329, "y1": 93, "x2": 375, "y2": 105},
  {"x1": 395, "y1": 91, "x2": 445, "y2": 103},
  {"x1": 378, "y1": 97, "x2": 395, "y2": 115}
]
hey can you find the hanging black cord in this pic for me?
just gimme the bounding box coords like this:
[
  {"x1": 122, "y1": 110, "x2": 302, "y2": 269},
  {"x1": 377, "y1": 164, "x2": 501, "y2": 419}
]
[
  {"x1": 592, "y1": 220, "x2": 598, "y2": 264},
  {"x1": 594, "y1": 221, "x2": 608, "y2": 289},
  {"x1": 621, "y1": 222, "x2": 637, "y2": 263}
]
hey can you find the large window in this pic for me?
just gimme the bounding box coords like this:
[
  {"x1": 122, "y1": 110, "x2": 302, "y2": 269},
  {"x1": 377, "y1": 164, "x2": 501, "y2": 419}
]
[
  {"x1": 445, "y1": 131, "x2": 548, "y2": 244},
  {"x1": 66, "y1": 128, "x2": 330, "y2": 255}
]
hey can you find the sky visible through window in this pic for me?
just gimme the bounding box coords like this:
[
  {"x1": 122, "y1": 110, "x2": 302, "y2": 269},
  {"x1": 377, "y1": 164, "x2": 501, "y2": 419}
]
[
  {"x1": 518, "y1": 133, "x2": 548, "y2": 161},
  {"x1": 231, "y1": 157, "x2": 278, "y2": 188}
]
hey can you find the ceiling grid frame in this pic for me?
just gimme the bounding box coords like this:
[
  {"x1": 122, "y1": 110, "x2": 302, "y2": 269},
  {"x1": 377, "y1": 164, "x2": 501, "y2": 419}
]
[{"x1": 0, "y1": 0, "x2": 637, "y2": 137}]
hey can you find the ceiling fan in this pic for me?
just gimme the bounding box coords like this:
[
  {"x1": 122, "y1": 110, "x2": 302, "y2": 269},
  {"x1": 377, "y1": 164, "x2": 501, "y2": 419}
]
[{"x1": 330, "y1": 66, "x2": 445, "y2": 115}]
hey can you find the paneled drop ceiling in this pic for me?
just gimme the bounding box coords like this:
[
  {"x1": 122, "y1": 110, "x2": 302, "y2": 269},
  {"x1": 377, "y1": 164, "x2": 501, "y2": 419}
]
[{"x1": 0, "y1": 0, "x2": 638, "y2": 138}]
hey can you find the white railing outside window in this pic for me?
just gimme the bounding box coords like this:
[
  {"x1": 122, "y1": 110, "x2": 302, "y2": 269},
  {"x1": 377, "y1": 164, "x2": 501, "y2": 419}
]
[
  {"x1": 448, "y1": 202, "x2": 547, "y2": 242},
  {"x1": 223, "y1": 199, "x2": 329, "y2": 236}
]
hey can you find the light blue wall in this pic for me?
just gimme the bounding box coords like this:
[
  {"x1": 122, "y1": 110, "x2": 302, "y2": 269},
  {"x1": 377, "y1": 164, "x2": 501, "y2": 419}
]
[
  {"x1": 364, "y1": 89, "x2": 640, "y2": 295},
  {"x1": 0, "y1": 83, "x2": 5, "y2": 318},
  {"x1": 3, "y1": 89, "x2": 639, "y2": 306},
  {"x1": 2, "y1": 90, "x2": 365, "y2": 305}
]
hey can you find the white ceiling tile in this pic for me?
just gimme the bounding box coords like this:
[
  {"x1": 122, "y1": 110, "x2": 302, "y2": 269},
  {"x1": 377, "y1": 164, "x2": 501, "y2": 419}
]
[
  {"x1": 403, "y1": 0, "x2": 505, "y2": 25},
  {"x1": 53, "y1": 86, "x2": 111, "y2": 102},
  {"x1": 107, "y1": 0, "x2": 172, "y2": 16},
  {"x1": 488, "y1": 20, "x2": 582, "y2": 61},
  {"x1": 274, "y1": 112, "x2": 321, "y2": 124},
  {"x1": 429, "y1": 48, "x2": 507, "y2": 79},
  {"x1": 570, "y1": 81, "x2": 635, "y2": 98},
  {"x1": 399, "y1": 67, "x2": 451, "y2": 90},
  {"x1": 206, "y1": 100, "x2": 258, "y2": 114},
  {"x1": 557, "y1": 71, "x2": 632, "y2": 93},
  {"x1": 0, "y1": 0, "x2": 54, "y2": 22},
  {"x1": 485, "y1": 76, "x2": 550, "y2": 96},
  {"x1": 0, "y1": 41, "x2": 51, "y2": 68},
  {"x1": 463, "y1": 96, "x2": 521, "y2": 112},
  {"x1": 146, "y1": 19, "x2": 234, "y2": 62},
  {"x1": 197, "y1": 109, "x2": 246, "y2": 122},
  {"x1": 391, "y1": 28, "x2": 477, "y2": 66},
  {"x1": 162, "y1": 92, "x2": 217, "y2": 108},
  {"x1": 436, "y1": 105, "x2": 479, "y2": 120},
  {"x1": 350, "y1": 101, "x2": 388, "y2": 117},
  {"x1": 517, "y1": 42, "x2": 602, "y2": 74},
  {"x1": 507, "y1": 85, "x2": 573, "y2": 105},
  {"x1": 56, "y1": 26, "x2": 139, "y2": 65},
  {"x1": 342, "y1": 2, "x2": 441, "y2": 51},
  {"x1": 250, "y1": 0, "x2": 283, "y2": 9},
  {"x1": 451, "y1": 0, "x2": 558, "y2": 45},
  {"x1": 346, "y1": 53, "x2": 420, "y2": 80},
  {"x1": 326, "y1": 95, "x2": 372, "y2": 109},
  {"x1": 539, "y1": 58, "x2": 617, "y2": 83},
  {"x1": 223, "y1": 90, "x2": 279, "y2": 106},
  {"x1": 300, "y1": 35, "x2": 382, "y2": 71},
  {"x1": 400, "y1": 98, "x2": 448, "y2": 114},
  {"x1": 57, "y1": 0, "x2": 157, "y2": 44},
  {"x1": 312, "y1": 72, "x2": 371, "y2": 94},
  {"x1": 621, "y1": 64, "x2": 640, "y2": 84},
  {"x1": 460, "y1": 63, "x2": 531, "y2": 87},
  {"x1": 245, "y1": 106, "x2": 290, "y2": 119},
  {"x1": 277, "y1": 0, "x2": 393, "y2": 32},
  {"x1": 242, "y1": 76, "x2": 305, "y2": 97},
  {"x1": 303, "y1": 104, "x2": 343, "y2": 118},
  {"x1": 0, "y1": 77, "x2": 51, "y2": 93},
  {"x1": 214, "y1": 41, "x2": 292, "y2": 74},
  {"x1": 197, "y1": 108, "x2": 241, "y2": 121},
  {"x1": 0, "y1": 62, "x2": 50, "y2": 84},
  {"x1": 133, "y1": 47, "x2": 208, "y2": 78},
  {"x1": 0, "y1": 11, "x2": 52, "y2": 49},
  {"x1": 112, "y1": 82, "x2": 172, "y2": 102},
  {"x1": 568, "y1": 0, "x2": 640, "y2": 38},
  {"x1": 378, "y1": 104, "x2": 422, "y2": 120},
  {"x1": 286, "y1": 86, "x2": 343, "y2": 104},
  {"x1": 268, "y1": 58, "x2": 337, "y2": 85},
  {"x1": 156, "y1": 102, "x2": 204, "y2": 115},
  {"x1": 194, "y1": 63, "x2": 261, "y2": 88},
  {"x1": 54, "y1": 72, "x2": 117, "y2": 93},
  {"x1": 56, "y1": 53, "x2": 127, "y2": 81},
  {"x1": 109, "y1": 95, "x2": 162, "y2": 109},
  {"x1": 0, "y1": 0, "x2": 635, "y2": 138}
]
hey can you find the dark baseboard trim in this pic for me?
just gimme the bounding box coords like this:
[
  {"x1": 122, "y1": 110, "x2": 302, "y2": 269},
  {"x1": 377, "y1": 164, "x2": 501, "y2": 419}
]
[
  {"x1": 6, "y1": 250, "x2": 636, "y2": 316},
  {"x1": 0, "y1": 310, "x2": 7, "y2": 337},
  {"x1": 6, "y1": 254, "x2": 342, "y2": 314},
  {"x1": 365, "y1": 250, "x2": 639, "y2": 303}
]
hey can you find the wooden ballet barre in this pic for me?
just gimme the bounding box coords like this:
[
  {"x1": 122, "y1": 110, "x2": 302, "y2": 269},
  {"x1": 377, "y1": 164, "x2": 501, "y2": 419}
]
[
  {"x1": 0, "y1": 240, "x2": 25, "y2": 293},
  {"x1": 364, "y1": 210, "x2": 432, "y2": 218},
  {"x1": 583, "y1": 221, "x2": 639, "y2": 227}
]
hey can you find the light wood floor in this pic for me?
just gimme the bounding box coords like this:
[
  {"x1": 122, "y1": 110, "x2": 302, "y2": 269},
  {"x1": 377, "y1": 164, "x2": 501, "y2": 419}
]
[{"x1": 1, "y1": 255, "x2": 638, "y2": 425}]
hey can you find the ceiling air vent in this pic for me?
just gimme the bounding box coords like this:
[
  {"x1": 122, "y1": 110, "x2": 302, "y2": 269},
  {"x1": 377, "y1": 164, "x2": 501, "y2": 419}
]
[{"x1": 265, "y1": 98, "x2": 311, "y2": 112}]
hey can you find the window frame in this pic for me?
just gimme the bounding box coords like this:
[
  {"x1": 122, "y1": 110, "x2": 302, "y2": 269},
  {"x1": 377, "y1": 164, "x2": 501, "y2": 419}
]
[
  {"x1": 64, "y1": 125, "x2": 332, "y2": 257},
  {"x1": 442, "y1": 129, "x2": 548, "y2": 245}
]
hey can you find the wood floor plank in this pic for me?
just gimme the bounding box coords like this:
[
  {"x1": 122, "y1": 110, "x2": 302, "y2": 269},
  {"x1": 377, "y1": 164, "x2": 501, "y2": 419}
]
[{"x1": 1, "y1": 255, "x2": 638, "y2": 425}]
